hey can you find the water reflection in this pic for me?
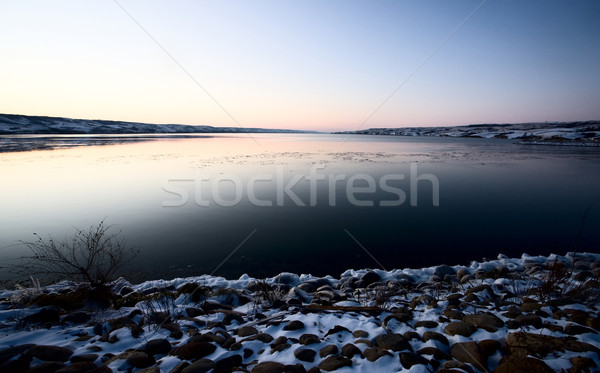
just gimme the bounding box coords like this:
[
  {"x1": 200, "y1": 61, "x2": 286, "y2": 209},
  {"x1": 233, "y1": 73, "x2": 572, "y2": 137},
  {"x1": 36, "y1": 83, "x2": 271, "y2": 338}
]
[{"x1": 1, "y1": 134, "x2": 599, "y2": 282}]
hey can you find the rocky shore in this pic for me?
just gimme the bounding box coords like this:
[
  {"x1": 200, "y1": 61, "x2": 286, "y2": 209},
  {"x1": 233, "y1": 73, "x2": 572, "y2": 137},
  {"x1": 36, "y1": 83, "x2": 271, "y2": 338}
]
[{"x1": 1, "y1": 252, "x2": 599, "y2": 373}]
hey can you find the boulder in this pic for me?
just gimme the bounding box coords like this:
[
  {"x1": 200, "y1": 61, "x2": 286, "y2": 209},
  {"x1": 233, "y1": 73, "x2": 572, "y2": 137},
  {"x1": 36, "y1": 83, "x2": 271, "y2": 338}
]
[
  {"x1": 450, "y1": 341, "x2": 487, "y2": 371},
  {"x1": 125, "y1": 352, "x2": 155, "y2": 368},
  {"x1": 505, "y1": 332, "x2": 600, "y2": 357},
  {"x1": 172, "y1": 342, "x2": 216, "y2": 360},
  {"x1": 375, "y1": 333, "x2": 411, "y2": 352},
  {"x1": 283, "y1": 320, "x2": 305, "y2": 331},
  {"x1": 341, "y1": 343, "x2": 362, "y2": 358},
  {"x1": 294, "y1": 348, "x2": 316, "y2": 362},
  {"x1": 251, "y1": 362, "x2": 285, "y2": 373},
  {"x1": 399, "y1": 352, "x2": 429, "y2": 369},
  {"x1": 214, "y1": 355, "x2": 242, "y2": 373},
  {"x1": 181, "y1": 359, "x2": 216, "y2": 373},
  {"x1": 422, "y1": 331, "x2": 449, "y2": 346},
  {"x1": 319, "y1": 345, "x2": 338, "y2": 358},
  {"x1": 363, "y1": 347, "x2": 392, "y2": 362},
  {"x1": 494, "y1": 356, "x2": 553, "y2": 373},
  {"x1": 462, "y1": 313, "x2": 504, "y2": 332},
  {"x1": 444, "y1": 321, "x2": 477, "y2": 337},
  {"x1": 237, "y1": 326, "x2": 258, "y2": 337},
  {"x1": 299, "y1": 334, "x2": 320, "y2": 345},
  {"x1": 25, "y1": 345, "x2": 73, "y2": 362},
  {"x1": 144, "y1": 339, "x2": 172, "y2": 356},
  {"x1": 319, "y1": 355, "x2": 352, "y2": 371}
]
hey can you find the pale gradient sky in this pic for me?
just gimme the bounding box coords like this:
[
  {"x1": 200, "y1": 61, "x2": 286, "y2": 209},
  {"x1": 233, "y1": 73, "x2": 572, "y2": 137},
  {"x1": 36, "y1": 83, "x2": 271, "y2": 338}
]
[{"x1": 1, "y1": 0, "x2": 599, "y2": 132}]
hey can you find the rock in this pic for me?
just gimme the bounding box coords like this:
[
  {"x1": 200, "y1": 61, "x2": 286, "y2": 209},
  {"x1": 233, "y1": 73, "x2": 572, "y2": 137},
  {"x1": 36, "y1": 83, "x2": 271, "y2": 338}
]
[
  {"x1": 514, "y1": 313, "x2": 542, "y2": 329},
  {"x1": 297, "y1": 279, "x2": 329, "y2": 293},
  {"x1": 271, "y1": 343, "x2": 291, "y2": 353},
  {"x1": 201, "y1": 301, "x2": 232, "y2": 312},
  {"x1": 569, "y1": 356, "x2": 597, "y2": 373},
  {"x1": 586, "y1": 317, "x2": 600, "y2": 331},
  {"x1": 462, "y1": 313, "x2": 504, "y2": 332},
  {"x1": 0, "y1": 344, "x2": 35, "y2": 364},
  {"x1": 399, "y1": 352, "x2": 429, "y2": 369},
  {"x1": 214, "y1": 355, "x2": 242, "y2": 373},
  {"x1": 403, "y1": 331, "x2": 421, "y2": 341},
  {"x1": 502, "y1": 305, "x2": 522, "y2": 319},
  {"x1": 0, "y1": 358, "x2": 30, "y2": 373},
  {"x1": 172, "y1": 342, "x2": 216, "y2": 360},
  {"x1": 450, "y1": 341, "x2": 487, "y2": 371},
  {"x1": 26, "y1": 361, "x2": 65, "y2": 373},
  {"x1": 62, "y1": 312, "x2": 91, "y2": 324},
  {"x1": 352, "y1": 330, "x2": 368, "y2": 338},
  {"x1": 70, "y1": 354, "x2": 98, "y2": 363},
  {"x1": 363, "y1": 347, "x2": 392, "y2": 362},
  {"x1": 324, "y1": 325, "x2": 352, "y2": 337},
  {"x1": 294, "y1": 348, "x2": 316, "y2": 362},
  {"x1": 170, "y1": 361, "x2": 191, "y2": 373},
  {"x1": 361, "y1": 271, "x2": 381, "y2": 287},
  {"x1": 319, "y1": 345, "x2": 338, "y2": 358},
  {"x1": 181, "y1": 359, "x2": 215, "y2": 373},
  {"x1": 457, "y1": 268, "x2": 468, "y2": 278},
  {"x1": 566, "y1": 309, "x2": 590, "y2": 325},
  {"x1": 520, "y1": 302, "x2": 542, "y2": 312},
  {"x1": 434, "y1": 265, "x2": 456, "y2": 277},
  {"x1": 25, "y1": 345, "x2": 73, "y2": 362},
  {"x1": 494, "y1": 356, "x2": 553, "y2": 373},
  {"x1": 414, "y1": 320, "x2": 438, "y2": 328},
  {"x1": 444, "y1": 321, "x2": 477, "y2": 337},
  {"x1": 479, "y1": 339, "x2": 501, "y2": 356},
  {"x1": 24, "y1": 307, "x2": 60, "y2": 324},
  {"x1": 282, "y1": 364, "x2": 307, "y2": 373},
  {"x1": 299, "y1": 334, "x2": 320, "y2": 345},
  {"x1": 222, "y1": 312, "x2": 244, "y2": 325},
  {"x1": 283, "y1": 320, "x2": 305, "y2": 331},
  {"x1": 55, "y1": 362, "x2": 99, "y2": 373},
  {"x1": 341, "y1": 343, "x2": 362, "y2": 358},
  {"x1": 354, "y1": 339, "x2": 373, "y2": 347},
  {"x1": 251, "y1": 362, "x2": 286, "y2": 373},
  {"x1": 125, "y1": 351, "x2": 155, "y2": 368},
  {"x1": 237, "y1": 325, "x2": 258, "y2": 337},
  {"x1": 106, "y1": 316, "x2": 143, "y2": 338},
  {"x1": 441, "y1": 360, "x2": 474, "y2": 373},
  {"x1": 186, "y1": 307, "x2": 204, "y2": 317},
  {"x1": 144, "y1": 339, "x2": 172, "y2": 356},
  {"x1": 136, "y1": 368, "x2": 160, "y2": 373},
  {"x1": 375, "y1": 333, "x2": 412, "y2": 352},
  {"x1": 271, "y1": 336, "x2": 288, "y2": 348},
  {"x1": 443, "y1": 308, "x2": 464, "y2": 320},
  {"x1": 319, "y1": 355, "x2": 352, "y2": 371},
  {"x1": 465, "y1": 284, "x2": 492, "y2": 296},
  {"x1": 564, "y1": 323, "x2": 597, "y2": 335},
  {"x1": 417, "y1": 347, "x2": 451, "y2": 360},
  {"x1": 242, "y1": 333, "x2": 274, "y2": 343},
  {"x1": 383, "y1": 311, "x2": 412, "y2": 327},
  {"x1": 162, "y1": 323, "x2": 183, "y2": 339},
  {"x1": 422, "y1": 331, "x2": 449, "y2": 346},
  {"x1": 505, "y1": 332, "x2": 600, "y2": 357}
]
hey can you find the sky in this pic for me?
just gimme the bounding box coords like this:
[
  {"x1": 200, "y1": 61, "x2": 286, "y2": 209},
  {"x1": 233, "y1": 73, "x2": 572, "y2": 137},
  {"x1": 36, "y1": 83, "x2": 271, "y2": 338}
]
[{"x1": 1, "y1": 0, "x2": 599, "y2": 132}]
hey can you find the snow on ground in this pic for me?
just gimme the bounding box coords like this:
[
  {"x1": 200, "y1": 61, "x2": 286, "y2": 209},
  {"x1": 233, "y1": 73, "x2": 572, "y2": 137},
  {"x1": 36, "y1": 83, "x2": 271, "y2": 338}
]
[{"x1": 0, "y1": 252, "x2": 599, "y2": 372}]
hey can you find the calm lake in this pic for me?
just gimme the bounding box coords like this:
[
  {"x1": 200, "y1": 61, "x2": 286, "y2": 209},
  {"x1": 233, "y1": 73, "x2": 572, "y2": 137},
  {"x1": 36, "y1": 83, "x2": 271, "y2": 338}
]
[{"x1": 1, "y1": 134, "x2": 600, "y2": 282}]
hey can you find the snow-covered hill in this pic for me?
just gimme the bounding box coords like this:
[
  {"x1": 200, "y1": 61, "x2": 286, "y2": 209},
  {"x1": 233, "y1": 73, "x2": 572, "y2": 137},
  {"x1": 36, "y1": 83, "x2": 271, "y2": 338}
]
[
  {"x1": 337, "y1": 121, "x2": 600, "y2": 145},
  {"x1": 0, "y1": 114, "x2": 310, "y2": 135}
]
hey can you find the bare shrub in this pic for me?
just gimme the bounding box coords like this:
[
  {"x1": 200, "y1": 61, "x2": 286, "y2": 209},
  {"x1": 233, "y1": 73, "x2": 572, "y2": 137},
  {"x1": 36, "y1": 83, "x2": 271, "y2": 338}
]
[
  {"x1": 17, "y1": 220, "x2": 139, "y2": 289},
  {"x1": 9, "y1": 276, "x2": 42, "y2": 307},
  {"x1": 140, "y1": 292, "x2": 180, "y2": 327}
]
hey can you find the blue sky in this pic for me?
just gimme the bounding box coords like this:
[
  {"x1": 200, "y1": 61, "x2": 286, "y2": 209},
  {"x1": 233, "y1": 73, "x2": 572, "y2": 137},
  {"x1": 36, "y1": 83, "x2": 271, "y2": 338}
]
[{"x1": 1, "y1": 0, "x2": 599, "y2": 131}]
